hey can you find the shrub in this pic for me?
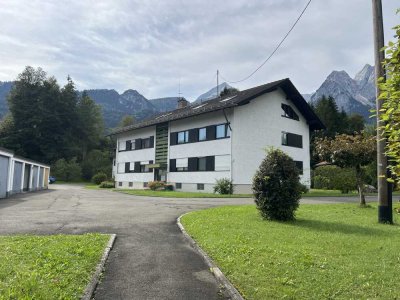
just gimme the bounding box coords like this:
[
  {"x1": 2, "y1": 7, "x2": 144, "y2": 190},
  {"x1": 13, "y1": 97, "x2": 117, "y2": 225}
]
[
  {"x1": 252, "y1": 148, "x2": 302, "y2": 221},
  {"x1": 148, "y1": 181, "x2": 165, "y2": 191},
  {"x1": 51, "y1": 158, "x2": 82, "y2": 182},
  {"x1": 92, "y1": 172, "x2": 107, "y2": 185},
  {"x1": 312, "y1": 165, "x2": 357, "y2": 193},
  {"x1": 213, "y1": 178, "x2": 234, "y2": 194},
  {"x1": 99, "y1": 181, "x2": 115, "y2": 188},
  {"x1": 164, "y1": 184, "x2": 174, "y2": 191},
  {"x1": 299, "y1": 184, "x2": 309, "y2": 194}
]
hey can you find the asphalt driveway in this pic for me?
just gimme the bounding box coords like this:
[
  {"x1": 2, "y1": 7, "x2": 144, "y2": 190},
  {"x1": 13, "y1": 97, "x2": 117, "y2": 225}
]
[{"x1": 0, "y1": 185, "x2": 377, "y2": 299}]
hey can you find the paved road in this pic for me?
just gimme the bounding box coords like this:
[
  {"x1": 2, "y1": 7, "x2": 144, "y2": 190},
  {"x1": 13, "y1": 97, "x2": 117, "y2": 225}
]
[{"x1": 0, "y1": 185, "x2": 385, "y2": 299}]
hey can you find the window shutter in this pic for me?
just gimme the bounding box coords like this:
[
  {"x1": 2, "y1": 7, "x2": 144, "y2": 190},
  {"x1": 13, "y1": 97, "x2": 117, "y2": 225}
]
[
  {"x1": 134, "y1": 161, "x2": 141, "y2": 173},
  {"x1": 170, "y1": 132, "x2": 177, "y2": 145},
  {"x1": 149, "y1": 136, "x2": 154, "y2": 148},
  {"x1": 288, "y1": 133, "x2": 302, "y2": 148},
  {"x1": 206, "y1": 156, "x2": 215, "y2": 171},
  {"x1": 125, "y1": 162, "x2": 130, "y2": 173},
  {"x1": 189, "y1": 129, "x2": 199, "y2": 143},
  {"x1": 136, "y1": 139, "x2": 142, "y2": 149},
  {"x1": 125, "y1": 141, "x2": 131, "y2": 151},
  {"x1": 206, "y1": 125, "x2": 216, "y2": 140},
  {"x1": 188, "y1": 157, "x2": 198, "y2": 171},
  {"x1": 169, "y1": 159, "x2": 177, "y2": 172}
]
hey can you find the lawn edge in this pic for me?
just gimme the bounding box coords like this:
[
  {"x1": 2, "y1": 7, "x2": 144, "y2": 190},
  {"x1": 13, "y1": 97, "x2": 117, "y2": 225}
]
[
  {"x1": 177, "y1": 213, "x2": 244, "y2": 300},
  {"x1": 81, "y1": 233, "x2": 117, "y2": 300}
]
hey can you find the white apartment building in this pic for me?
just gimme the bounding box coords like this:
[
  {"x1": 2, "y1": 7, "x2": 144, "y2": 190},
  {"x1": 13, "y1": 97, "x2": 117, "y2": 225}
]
[{"x1": 111, "y1": 79, "x2": 324, "y2": 193}]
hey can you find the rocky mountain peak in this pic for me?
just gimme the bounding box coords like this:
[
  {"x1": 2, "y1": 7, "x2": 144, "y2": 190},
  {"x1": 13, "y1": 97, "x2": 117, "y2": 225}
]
[{"x1": 354, "y1": 64, "x2": 374, "y2": 83}]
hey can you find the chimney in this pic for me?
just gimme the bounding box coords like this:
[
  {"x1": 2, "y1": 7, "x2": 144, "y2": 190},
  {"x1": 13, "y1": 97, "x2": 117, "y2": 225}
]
[{"x1": 177, "y1": 98, "x2": 189, "y2": 109}]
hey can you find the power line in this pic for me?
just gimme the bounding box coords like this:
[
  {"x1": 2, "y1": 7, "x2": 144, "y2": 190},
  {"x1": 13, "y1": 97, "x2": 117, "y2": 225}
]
[{"x1": 220, "y1": 0, "x2": 312, "y2": 84}]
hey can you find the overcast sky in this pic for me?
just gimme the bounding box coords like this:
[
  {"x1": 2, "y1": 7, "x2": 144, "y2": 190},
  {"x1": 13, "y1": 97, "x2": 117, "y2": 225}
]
[{"x1": 0, "y1": 0, "x2": 398, "y2": 100}]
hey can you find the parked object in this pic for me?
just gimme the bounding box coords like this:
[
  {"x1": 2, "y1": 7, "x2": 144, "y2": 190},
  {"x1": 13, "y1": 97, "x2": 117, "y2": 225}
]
[
  {"x1": 49, "y1": 176, "x2": 56, "y2": 184},
  {"x1": 0, "y1": 147, "x2": 50, "y2": 199}
]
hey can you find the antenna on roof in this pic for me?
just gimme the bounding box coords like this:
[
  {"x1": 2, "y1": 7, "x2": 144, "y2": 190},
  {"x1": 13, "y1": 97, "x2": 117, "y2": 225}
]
[
  {"x1": 217, "y1": 69, "x2": 219, "y2": 98},
  {"x1": 178, "y1": 78, "x2": 182, "y2": 100}
]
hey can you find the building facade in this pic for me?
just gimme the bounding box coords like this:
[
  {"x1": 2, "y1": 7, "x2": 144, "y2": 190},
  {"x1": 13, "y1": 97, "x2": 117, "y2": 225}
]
[
  {"x1": 112, "y1": 79, "x2": 324, "y2": 193},
  {"x1": 0, "y1": 147, "x2": 50, "y2": 199}
]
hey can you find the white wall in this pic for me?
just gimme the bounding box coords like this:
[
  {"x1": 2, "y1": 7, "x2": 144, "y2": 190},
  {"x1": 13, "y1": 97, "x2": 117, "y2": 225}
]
[
  {"x1": 115, "y1": 126, "x2": 156, "y2": 184},
  {"x1": 231, "y1": 88, "x2": 311, "y2": 187},
  {"x1": 168, "y1": 110, "x2": 232, "y2": 185}
]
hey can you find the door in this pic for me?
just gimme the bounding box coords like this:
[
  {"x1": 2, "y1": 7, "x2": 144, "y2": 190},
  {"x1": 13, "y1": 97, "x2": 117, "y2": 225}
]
[
  {"x1": 39, "y1": 167, "x2": 44, "y2": 189},
  {"x1": 12, "y1": 161, "x2": 23, "y2": 194},
  {"x1": 23, "y1": 164, "x2": 31, "y2": 191},
  {"x1": 32, "y1": 166, "x2": 38, "y2": 190},
  {"x1": 0, "y1": 155, "x2": 9, "y2": 198}
]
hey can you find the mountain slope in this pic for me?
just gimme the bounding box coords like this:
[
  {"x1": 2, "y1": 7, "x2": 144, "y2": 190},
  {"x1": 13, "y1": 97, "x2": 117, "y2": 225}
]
[
  {"x1": 309, "y1": 64, "x2": 375, "y2": 120},
  {"x1": 196, "y1": 82, "x2": 234, "y2": 102},
  {"x1": 150, "y1": 97, "x2": 182, "y2": 113},
  {"x1": 0, "y1": 81, "x2": 13, "y2": 118}
]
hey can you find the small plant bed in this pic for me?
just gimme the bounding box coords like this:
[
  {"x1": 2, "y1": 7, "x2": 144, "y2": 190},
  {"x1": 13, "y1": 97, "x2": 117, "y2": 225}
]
[
  {"x1": 0, "y1": 233, "x2": 110, "y2": 299},
  {"x1": 116, "y1": 189, "x2": 252, "y2": 198},
  {"x1": 181, "y1": 204, "x2": 400, "y2": 299}
]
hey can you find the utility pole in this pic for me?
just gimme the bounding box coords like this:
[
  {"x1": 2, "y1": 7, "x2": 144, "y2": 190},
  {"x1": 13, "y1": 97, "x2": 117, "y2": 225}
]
[{"x1": 372, "y1": 0, "x2": 392, "y2": 223}]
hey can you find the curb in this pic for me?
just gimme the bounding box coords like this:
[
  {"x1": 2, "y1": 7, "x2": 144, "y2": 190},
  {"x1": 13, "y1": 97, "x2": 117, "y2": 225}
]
[
  {"x1": 81, "y1": 233, "x2": 117, "y2": 300},
  {"x1": 177, "y1": 213, "x2": 244, "y2": 300}
]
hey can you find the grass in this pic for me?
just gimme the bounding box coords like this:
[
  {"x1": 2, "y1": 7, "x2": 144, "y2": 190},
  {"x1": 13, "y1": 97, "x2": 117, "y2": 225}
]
[
  {"x1": 181, "y1": 203, "x2": 400, "y2": 299},
  {"x1": 303, "y1": 189, "x2": 359, "y2": 197},
  {"x1": 0, "y1": 233, "x2": 110, "y2": 299},
  {"x1": 115, "y1": 189, "x2": 252, "y2": 198}
]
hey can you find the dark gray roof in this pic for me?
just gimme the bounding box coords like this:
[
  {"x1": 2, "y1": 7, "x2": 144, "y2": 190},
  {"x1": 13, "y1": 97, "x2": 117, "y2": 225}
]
[
  {"x1": 111, "y1": 78, "x2": 324, "y2": 135},
  {"x1": 0, "y1": 147, "x2": 50, "y2": 167}
]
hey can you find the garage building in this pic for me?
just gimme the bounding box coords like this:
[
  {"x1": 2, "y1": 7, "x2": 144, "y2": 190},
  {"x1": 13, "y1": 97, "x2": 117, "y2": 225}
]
[{"x1": 0, "y1": 147, "x2": 50, "y2": 199}]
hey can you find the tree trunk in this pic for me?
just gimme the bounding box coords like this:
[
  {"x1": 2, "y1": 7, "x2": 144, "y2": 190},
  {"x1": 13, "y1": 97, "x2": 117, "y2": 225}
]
[{"x1": 356, "y1": 166, "x2": 366, "y2": 207}]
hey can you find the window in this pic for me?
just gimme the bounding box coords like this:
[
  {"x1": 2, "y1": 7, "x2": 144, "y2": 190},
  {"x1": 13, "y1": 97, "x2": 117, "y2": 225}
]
[
  {"x1": 294, "y1": 161, "x2": 303, "y2": 175},
  {"x1": 117, "y1": 163, "x2": 125, "y2": 173},
  {"x1": 140, "y1": 161, "x2": 150, "y2": 173},
  {"x1": 129, "y1": 182, "x2": 133, "y2": 187},
  {"x1": 216, "y1": 124, "x2": 226, "y2": 139},
  {"x1": 142, "y1": 138, "x2": 151, "y2": 149},
  {"x1": 118, "y1": 141, "x2": 126, "y2": 151},
  {"x1": 199, "y1": 127, "x2": 207, "y2": 141},
  {"x1": 177, "y1": 131, "x2": 189, "y2": 144},
  {"x1": 176, "y1": 158, "x2": 188, "y2": 171},
  {"x1": 215, "y1": 155, "x2": 230, "y2": 171},
  {"x1": 176, "y1": 183, "x2": 182, "y2": 189},
  {"x1": 129, "y1": 162, "x2": 135, "y2": 172},
  {"x1": 118, "y1": 182, "x2": 122, "y2": 187},
  {"x1": 197, "y1": 183, "x2": 204, "y2": 190},
  {"x1": 131, "y1": 139, "x2": 136, "y2": 150},
  {"x1": 113, "y1": 159, "x2": 116, "y2": 166},
  {"x1": 143, "y1": 182, "x2": 148, "y2": 188},
  {"x1": 216, "y1": 124, "x2": 229, "y2": 139},
  {"x1": 198, "y1": 157, "x2": 207, "y2": 171},
  {"x1": 282, "y1": 132, "x2": 303, "y2": 148},
  {"x1": 281, "y1": 104, "x2": 299, "y2": 121}
]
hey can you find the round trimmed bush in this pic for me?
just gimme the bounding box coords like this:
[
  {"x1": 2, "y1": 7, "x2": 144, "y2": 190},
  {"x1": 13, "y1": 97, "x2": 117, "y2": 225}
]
[
  {"x1": 92, "y1": 172, "x2": 107, "y2": 185},
  {"x1": 252, "y1": 148, "x2": 302, "y2": 221}
]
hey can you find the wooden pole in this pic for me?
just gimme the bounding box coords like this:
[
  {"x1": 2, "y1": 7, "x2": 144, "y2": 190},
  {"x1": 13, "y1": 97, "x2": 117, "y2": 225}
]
[{"x1": 372, "y1": 0, "x2": 392, "y2": 223}]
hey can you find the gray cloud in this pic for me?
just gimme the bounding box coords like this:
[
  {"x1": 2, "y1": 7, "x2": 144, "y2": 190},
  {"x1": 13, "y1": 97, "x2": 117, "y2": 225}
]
[{"x1": 0, "y1": 0, "x2": 398, "y2": 100}]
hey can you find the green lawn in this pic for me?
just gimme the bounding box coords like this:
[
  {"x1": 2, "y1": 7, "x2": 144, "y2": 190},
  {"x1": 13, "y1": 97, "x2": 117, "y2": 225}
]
[
  {"x1": 115, "y1": 189, "x2": 252, "y2": 198},
  {"x1": 303, "y1": 189, "x2": 359, "y2": 197},
  {"x1": 0, "y1": 233, "x2": 110, "y2": 299},
  {"x1": 181, "y1": 204, "x2": 400, "y2": 299}
]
